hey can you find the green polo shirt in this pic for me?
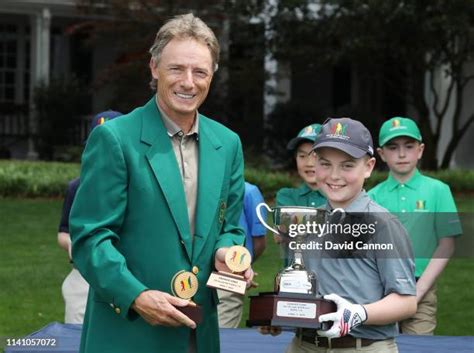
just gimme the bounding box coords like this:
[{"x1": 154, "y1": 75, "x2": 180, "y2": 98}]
[
  {"x1": 368, "y1": 169, "x2": 462, "y2": 277},
  {"x1": 275, "y1": 183, "x2": 326, "y2": 208}
]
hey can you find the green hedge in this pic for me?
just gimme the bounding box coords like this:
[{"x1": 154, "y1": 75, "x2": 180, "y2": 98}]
[
  {"x1": 0, "y1": 160, "x2": 472, "y2": 198},
  {"x1": 0, "y1": 160, "x2": 79, "y2": 197}
]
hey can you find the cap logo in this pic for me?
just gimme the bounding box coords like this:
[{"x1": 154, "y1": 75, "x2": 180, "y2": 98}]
[
  {"x1": 327, "y1": 122, "x2": 349, "y2": 140},
  {"x1": 302, "y1": 125, "x2": 314, "y2": 137},
  {"x1": 389, "y1": 118, "x2": 407, "y2": 131},
  {"x1": 333, "y1": 123, "x2": 346, "y2": 135}
]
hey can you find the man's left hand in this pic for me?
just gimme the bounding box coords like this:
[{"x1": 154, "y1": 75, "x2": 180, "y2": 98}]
[
  {"x1": 215, "y1": 247, "x2": 255, "y2": 288},
  {"x1": 317, "y1": 293, "x2": 367, "y2": 338}
]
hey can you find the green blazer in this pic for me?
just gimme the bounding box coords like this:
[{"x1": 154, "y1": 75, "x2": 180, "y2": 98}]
[{"x1": 70, "y1": 97, "x2": 245, "y2": 353}]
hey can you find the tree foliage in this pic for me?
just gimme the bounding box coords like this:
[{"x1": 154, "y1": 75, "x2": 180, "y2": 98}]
[
  {"x1": 263, "y1": 0, "x2": 474, "y2": 168},
  {"x1": 74, "y1": 0, "x2": 267, "y2": 150},
  {"x1": 75, "y1": 0, "x2": 474, "y2": 168},
  {"x1": 75, "y1": 0, "x2": 227, "y2": 112}
]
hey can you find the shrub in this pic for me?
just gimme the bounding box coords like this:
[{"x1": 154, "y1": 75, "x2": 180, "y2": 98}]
[
  {"x1": 0, "y1": 160, "x2": 472, "y2": 198},
  {"x1": 0, "y1": 160, "x2": 79, "y2": 197},
  {"x1": 245, "y1": 167, "x2": 297, "y2": 199}
]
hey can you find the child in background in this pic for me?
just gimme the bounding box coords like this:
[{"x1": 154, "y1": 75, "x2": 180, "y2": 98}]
[
  {"x1": 217, "y1": 181, "x2": 267, "y2": 328},
  {"x1": 276, "y1": 124, "x2": 326, "y2": 209},
  {"x1": 275, "y1": 124, "x2": 326, "y2": 251},
  {"x1": 369, "y1": 117, "x2": 462, "y2": 335},
  {"x1": 58, "y1": 110, "x2": 122, "y2": 323}
]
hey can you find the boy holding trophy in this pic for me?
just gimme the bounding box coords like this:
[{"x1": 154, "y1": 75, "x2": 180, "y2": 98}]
[{"x1": 262, "y1": 118, "x2": 417, "y2": 353}]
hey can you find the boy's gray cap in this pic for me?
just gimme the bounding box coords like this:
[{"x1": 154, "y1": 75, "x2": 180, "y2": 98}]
[{"x1": 312, "y1": 117, "x2": 374, "y2": 158}]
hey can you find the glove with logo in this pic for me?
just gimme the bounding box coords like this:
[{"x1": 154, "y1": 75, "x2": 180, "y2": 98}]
[{"x1": 317, "y1": 293, "x2": 367, "y2": 338}]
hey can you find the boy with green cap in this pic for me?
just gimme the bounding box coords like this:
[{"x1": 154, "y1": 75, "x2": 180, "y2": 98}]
[
  {"x1": 276, "y1": 123, "x2": 326, "y2": 209},
  {"x1": 274, "y1": 124, "x2": 326, "y2": 259},
  {"x1": 369, "y1": 117, "x2": 462, "y2": 335}
]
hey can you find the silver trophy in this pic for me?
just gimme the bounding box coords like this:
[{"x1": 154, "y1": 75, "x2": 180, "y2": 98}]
[
  {"x1": 256, "y1": 203, "x2": 326, "y2": 296},
  {"x1": 247, "y1": 203, "x2": 340, "y2": 329}
]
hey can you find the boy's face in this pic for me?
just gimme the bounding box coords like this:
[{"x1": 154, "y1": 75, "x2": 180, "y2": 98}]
[
  {"x1": 377, "y1": 136, "x2": 424, "y2": 177},
  {"x1": 295, "y1": 142, "x2": 318, "y2": 189},
  {"x1": 314, "y1": 147, "x2": 375, "y2": 208}
]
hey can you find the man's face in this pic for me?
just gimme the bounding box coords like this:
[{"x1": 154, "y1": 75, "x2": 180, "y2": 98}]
[
  {"x1": 295, "y1": 142, "x2": 318, "y2": 189},
  {"x1": 378, "y1": 136, "x2": 424, "y2": 177},
  {"x1": 150, "y1": 37, "x2": 214, "y2": 120},
  {"x1": 314, "y1": 147, "x2": 375, "y2": 209}
]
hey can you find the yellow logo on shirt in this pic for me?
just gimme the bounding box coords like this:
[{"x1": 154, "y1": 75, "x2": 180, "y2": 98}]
[{"x1": 416, "y1": 200, "x2": 425, "y2": 210}]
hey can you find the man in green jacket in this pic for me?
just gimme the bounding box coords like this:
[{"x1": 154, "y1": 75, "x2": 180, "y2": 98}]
[{"x1": 70, "y1": 13, "x2": 251, "y2": 353}]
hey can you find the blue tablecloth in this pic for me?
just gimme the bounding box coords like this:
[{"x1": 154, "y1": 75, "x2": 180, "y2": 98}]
[{"x1": 4, "y1": 322, "x2": 474, "y2": 353}]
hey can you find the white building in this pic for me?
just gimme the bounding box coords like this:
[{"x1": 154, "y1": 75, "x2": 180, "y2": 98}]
[
  {"x1": 0, "y1": 0, "x2": 116, "y2": 159},
  {"x1": 0, "y1": 0, "x2": 472, "y2": 167}
]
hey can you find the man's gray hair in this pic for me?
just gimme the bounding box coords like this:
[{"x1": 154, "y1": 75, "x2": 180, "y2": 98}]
[{"x1": 149, "y1": 13, "x2": 220, "y2": 90}]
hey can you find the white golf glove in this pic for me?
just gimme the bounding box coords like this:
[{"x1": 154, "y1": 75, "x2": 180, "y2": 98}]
[{"x1": 317, "y1": 293, "x2": 367, "y2": 338}]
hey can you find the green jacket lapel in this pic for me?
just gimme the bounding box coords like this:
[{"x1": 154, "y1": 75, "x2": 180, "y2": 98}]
[
  {"x1": 193, "y1": 116, "x2": 224, "y2": 261},
  {"x1": 140, "y1": 98, "x2": 193, "y2": 260}
]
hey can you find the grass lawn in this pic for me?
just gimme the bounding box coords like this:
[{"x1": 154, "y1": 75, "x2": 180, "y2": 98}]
[
  {"x1": 0, "y1": 194, "x2": 473, "y2": 349},
  {"x1": 0, "y1": 198, "x2": 70, "y2": 349}
]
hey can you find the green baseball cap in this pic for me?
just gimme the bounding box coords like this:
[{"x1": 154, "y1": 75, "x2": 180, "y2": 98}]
[
  {"x1": 287, "y1": 123, "x2": 322, "y2": 150},
  {"x1": 379, "y1": 117, "x2": 422, "y2": 147}
]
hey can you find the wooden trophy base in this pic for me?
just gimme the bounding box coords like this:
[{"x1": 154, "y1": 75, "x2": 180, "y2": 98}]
[
  {"x1": 176, "y1": 304, "x2": 203, "y2": 324},
  {"x1": 247, "y1": 292, "x2": 336, "y2": 330}
]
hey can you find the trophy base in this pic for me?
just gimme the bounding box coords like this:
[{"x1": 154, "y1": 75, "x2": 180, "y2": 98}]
[
  {"x1": 176, "y1": 304, "x2": 203, "y2": 324},
  {"x1": 246, "y1": 292, "x2": 336, "y2": 330}
]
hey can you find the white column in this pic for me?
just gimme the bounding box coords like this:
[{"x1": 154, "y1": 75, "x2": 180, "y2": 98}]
[
  {"x1": 27, "y1": 7, "x2": 51, "y2": 159},
  {"x1": 261, "y1": 0, "x2": 292, "y2": 150},
  {"x1": 262, "y1": 0, "x2": 279, "y2": 142},
  {"x1": 424, "y1": 64, "x2": 456, "y2": 167},
  {"x1": 216, "y1": 14, "x2": 230, "y2": 121}
]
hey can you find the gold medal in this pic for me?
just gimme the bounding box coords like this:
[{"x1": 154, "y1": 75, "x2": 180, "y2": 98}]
[
  {"x1": 171, "y1": 270, "x2": 198, "y2": 299},
  {"x1": 225, "y1": 245, "x2": 252, "y2": 273},
  {"x1": 206, "y1": 245, "x2": 252, "y2": 295}
]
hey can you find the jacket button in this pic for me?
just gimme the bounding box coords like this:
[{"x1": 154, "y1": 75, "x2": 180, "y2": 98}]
[
  {"x1": 114, "y1": 307, "x2": 121, "y2": 314},
  {"x1": 192, "y1": 266, "x2": 199, "y2": 274}
]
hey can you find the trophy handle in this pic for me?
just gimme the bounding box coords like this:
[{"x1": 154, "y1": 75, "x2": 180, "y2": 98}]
[
  {"x1": 256, "y1": 202, "x2": 280, "y2": 235},
  {"x1": 331, "y1": 208, "x2": 345, "y2": 215},
  {"x1": 330, "y1": 207, "x2": 346, "y2": 222}
]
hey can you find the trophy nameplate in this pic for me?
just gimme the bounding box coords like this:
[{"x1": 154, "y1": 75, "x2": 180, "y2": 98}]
[
  {"x1": 206, "y1": 245, "x2": 251, "y2": 295},
  {"x1": 171, "y1": 270, "x2": 202, "y2": 323},
  {"x1": 248, "y1": 292, "x2": 335, "y2": 330}
]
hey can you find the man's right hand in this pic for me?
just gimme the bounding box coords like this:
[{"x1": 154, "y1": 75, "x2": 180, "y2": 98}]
[{"x1": 132, "y1": 290, "x2": 196, "y2": 329}]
